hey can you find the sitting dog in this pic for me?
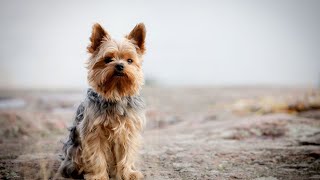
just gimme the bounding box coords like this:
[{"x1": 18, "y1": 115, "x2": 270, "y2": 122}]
[{"x1": 59, "y1": 23, "x2": 147, "y2": 180}]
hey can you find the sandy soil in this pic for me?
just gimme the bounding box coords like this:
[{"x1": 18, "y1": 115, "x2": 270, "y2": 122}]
[{"x1": 0, "y1": 87, "x2": 319, "y2": 180}]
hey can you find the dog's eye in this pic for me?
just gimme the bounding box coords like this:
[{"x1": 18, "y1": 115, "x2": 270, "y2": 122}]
[
  {"x1": 127, "y1": 59, "x2": 133, "y2": 64},
  {"x1": 104, "y1": 57, "x2": 113, "y2": 64}
]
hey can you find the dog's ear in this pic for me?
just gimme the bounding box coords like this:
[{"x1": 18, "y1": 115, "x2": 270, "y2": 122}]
[
  {"x1": 127, "y1": 23, "x2": 146, "y2": 54},
  {"x1": 87, "y1": 23, "x2": 110, "y2": 53}
]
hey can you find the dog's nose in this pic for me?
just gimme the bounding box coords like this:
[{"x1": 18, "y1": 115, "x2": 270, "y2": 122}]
[{"x1": 115, "y1": 63, "x2": 124, "y2": 71}]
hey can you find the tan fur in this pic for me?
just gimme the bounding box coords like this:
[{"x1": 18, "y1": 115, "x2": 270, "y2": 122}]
[
  {"x1": 59, "y1": 23, "x2": 146, "y2": 180},
  {"x1": 87, "y1": 34, "x2": 145, "y2": 101},
  {"x1": 79, "y1": 108, "x2": 144, "y2": 180}
]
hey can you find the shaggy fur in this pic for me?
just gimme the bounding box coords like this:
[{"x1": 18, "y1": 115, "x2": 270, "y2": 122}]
[{"x1": 59, "y1": 23, "x2": 146, "y2": 180}]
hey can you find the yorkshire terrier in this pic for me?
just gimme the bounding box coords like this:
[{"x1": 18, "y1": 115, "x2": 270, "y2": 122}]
[{"x1": 59, "y1": 23, "x2": 146, "y2": 180}]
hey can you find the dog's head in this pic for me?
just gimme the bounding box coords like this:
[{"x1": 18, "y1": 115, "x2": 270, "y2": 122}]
[{"x1": 87, "y1": 23, "x2": 146, "y2": 101}]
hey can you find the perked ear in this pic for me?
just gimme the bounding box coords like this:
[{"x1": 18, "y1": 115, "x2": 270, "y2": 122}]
[
  {"x1": 127, "y1": 23, "x2": 146, "y2": 54},
  {"x1": 87, "y1": 23, "x2": 110, "y2": 53}
]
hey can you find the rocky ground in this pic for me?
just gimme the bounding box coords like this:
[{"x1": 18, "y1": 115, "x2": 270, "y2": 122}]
[{"x1": 0, "y1": 87, "x2": 319, "y2": 180}]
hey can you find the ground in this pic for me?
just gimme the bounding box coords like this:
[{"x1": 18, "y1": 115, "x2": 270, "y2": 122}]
[{"x1": 0, "y1": 87, "x2": 319, "y2": 180}]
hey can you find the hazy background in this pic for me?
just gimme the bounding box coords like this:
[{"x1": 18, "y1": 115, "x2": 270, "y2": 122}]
[{"x1": 0, "y1": 0, "x2": 319, "y2": 89}]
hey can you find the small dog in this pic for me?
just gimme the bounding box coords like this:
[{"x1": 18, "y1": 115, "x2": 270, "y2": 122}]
[{"x1": 59, "y1": 23, "x2": 146, "y2": 180}]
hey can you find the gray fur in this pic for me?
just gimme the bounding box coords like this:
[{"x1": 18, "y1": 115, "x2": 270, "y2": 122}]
[
  {"x1": 60, "y1": 88, "x2": 145, "y2": 178},
  {"x1": 85, "y1": 88, "x2": 145, "y2": 117}
]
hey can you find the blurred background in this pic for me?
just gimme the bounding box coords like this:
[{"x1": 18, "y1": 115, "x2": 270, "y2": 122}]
[
  {"x1": 1, "y1": 1, "x2": 320, "y2": 179},
  {"x1": 0, "y1": 0, "x2": 319, "y2": 89}
]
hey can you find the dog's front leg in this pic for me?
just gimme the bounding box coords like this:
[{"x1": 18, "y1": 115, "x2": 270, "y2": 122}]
[
  {"x1": 114, "y1": 127, "x2": 143, "y2": 180},
  {"x1": 79, "y1": 116, "x2": 110, "y2": 180}
]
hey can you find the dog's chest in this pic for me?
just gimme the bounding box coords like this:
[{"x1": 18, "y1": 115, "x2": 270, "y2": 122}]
[
  {"x1": 85, "y1": 88, "x2": 145, "y2": 125},
  {"x1": 87, "y1": 88, "x2": 143, "y2": 107}
]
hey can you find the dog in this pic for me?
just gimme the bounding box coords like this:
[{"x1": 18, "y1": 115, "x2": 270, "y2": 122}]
[{"x1": 59, "y1": 23, "x2": 146, "y2": 180}]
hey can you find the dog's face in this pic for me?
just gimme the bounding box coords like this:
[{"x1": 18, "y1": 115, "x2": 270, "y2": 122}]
[{"x1": 87, "y1": 23, "x2": 146, "y2": 101}]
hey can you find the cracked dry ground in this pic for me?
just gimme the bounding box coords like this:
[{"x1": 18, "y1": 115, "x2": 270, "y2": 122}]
[{"x1": 0, "y1": 87, "x2": 319, "y2": 180}]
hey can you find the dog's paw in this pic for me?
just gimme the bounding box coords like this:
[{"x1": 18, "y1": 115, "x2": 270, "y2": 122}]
[
  {"x1": 127, "y1": 171, "x2": 144, "y2": 180},
  {"x1": 118, "y1": 170, "x2": 143, "y2": 180},
  {"x1": 84, "y1": 174, "x2": 109, "y2": 180}
]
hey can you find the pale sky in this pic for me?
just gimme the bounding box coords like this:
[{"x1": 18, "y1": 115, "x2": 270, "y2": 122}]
[{"x1": 0, "y1": 0, "x2": 319, "y2": 89}]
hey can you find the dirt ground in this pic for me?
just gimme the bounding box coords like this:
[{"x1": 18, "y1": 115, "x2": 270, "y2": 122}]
[{"x1": 0, "y1": 87, "x2": 319, "y2": 180}]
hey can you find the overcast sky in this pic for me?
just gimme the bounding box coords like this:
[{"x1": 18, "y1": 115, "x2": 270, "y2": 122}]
[{"x1": 0, "y1": 0, "x2": 319, "y2": 89}]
